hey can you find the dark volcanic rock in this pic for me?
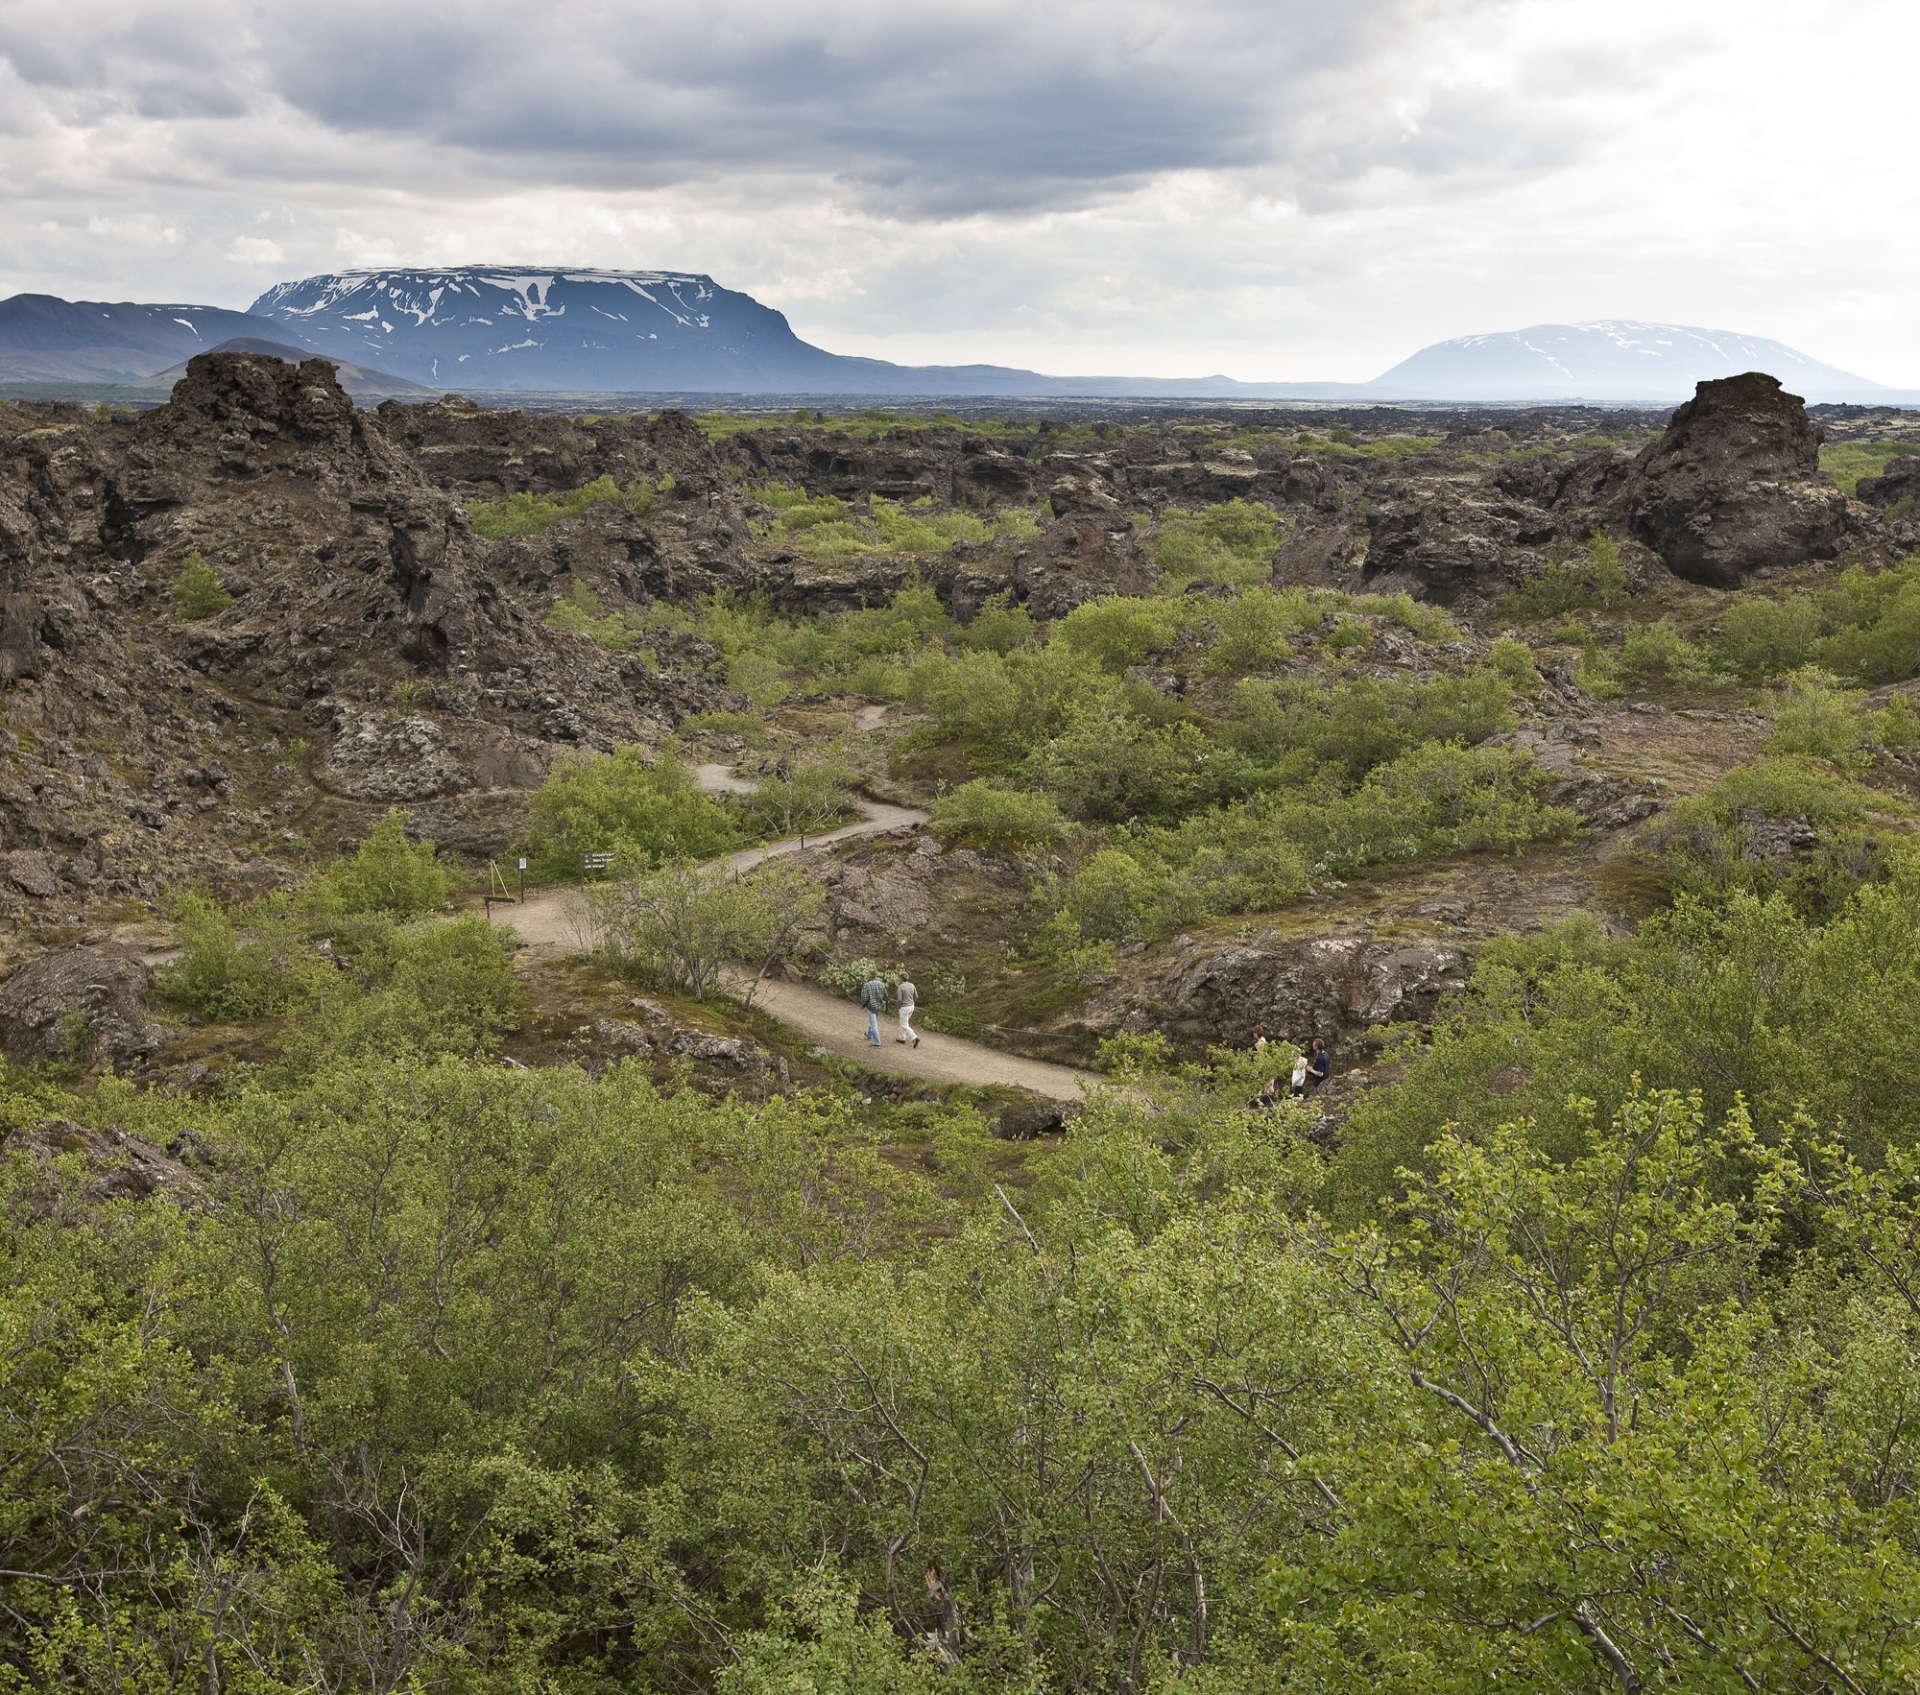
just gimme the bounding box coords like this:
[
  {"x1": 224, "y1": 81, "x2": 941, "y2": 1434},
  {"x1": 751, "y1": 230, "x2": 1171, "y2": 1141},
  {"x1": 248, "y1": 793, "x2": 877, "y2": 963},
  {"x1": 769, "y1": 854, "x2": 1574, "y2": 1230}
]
[
  {"x1": 1857, "y1": 455, "x2": 1920, "y2": 509},
  {"x1": 1625, "y1": 372, "x2": 1854, "y2": 586},
  {"x1": 0, "y1": 944, "x2": 163, "y2": 1067}
]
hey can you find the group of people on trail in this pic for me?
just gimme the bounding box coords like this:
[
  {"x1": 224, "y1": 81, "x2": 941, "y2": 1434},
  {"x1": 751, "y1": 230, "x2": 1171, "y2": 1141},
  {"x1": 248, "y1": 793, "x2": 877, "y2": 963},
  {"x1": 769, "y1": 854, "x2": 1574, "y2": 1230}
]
[
  {"x1": 861, "y1": 969, "x2": 918, "y2": 1049},
  {"x1": 1248, "y1": 1024, "x2": 1330, "y2": 1112}
]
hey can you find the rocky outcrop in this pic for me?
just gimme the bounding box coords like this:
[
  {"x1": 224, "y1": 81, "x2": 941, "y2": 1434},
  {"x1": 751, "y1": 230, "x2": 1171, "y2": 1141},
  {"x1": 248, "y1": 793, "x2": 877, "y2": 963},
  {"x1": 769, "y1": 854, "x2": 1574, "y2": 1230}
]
[
  {"x1": 1071, "y1": 932, "x2": 1470, "y2": 1055},
  {"x1": 1857, "y1": 455, "x2": 1920, "y2": 510},
  {"x1": 0, "y1": 1118, "x2": 202, "y2": 1215},
  {"x1": 1625, "y1": 372, "x2": 1855, "y2": 586},
  {"x1": 0, "y1": 944, "x2": 163, "y2": 1067}
]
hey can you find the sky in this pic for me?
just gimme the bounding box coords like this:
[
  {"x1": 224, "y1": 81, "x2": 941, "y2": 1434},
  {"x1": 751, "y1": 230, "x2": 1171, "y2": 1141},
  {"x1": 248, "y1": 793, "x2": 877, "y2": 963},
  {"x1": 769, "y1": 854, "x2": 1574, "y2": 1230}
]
[{"x1": 1, "y1": 0, "x2": 1914, "y2": 384}]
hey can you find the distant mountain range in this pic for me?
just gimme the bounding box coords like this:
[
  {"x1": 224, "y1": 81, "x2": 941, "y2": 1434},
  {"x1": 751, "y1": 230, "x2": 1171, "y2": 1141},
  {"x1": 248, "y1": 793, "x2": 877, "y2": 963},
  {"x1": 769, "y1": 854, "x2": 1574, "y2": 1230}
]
[{"x1": 1, "y1": 269, "x2": 1912, "y2": 403}]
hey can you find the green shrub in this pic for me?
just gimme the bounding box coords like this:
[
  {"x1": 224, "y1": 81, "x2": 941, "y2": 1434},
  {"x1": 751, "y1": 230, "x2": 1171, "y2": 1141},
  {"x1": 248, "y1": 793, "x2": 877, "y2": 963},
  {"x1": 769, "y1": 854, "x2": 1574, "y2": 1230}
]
[
  {"x1": 312, "y1": 809, "x2": 453, "y2": 917},
  {"x1": 172, "y1": 553, "x2": 233, "y2": 621},
  {"x1": 1717, "y1": 594, "x2": 1825, "y2": 678},
  {"x1": 1055, "y1": 596, "x2": 1190, "y2": 671},
  {"x1": 742, "y1": 743, "x2": 859, "y2": 840},
  {"x1": 528, "y1": 745, "x2": 738, "y2": 878},
  {"x1": 468, "y1": 475, "x2": 667, "y2": 540},
  {"x1": 305, "y1": 913, "x2": 518, "y2": 1059},
  {"x1": 1764, "y1": 669, "x2": 1870, "y2": 767},
  {"x1": 1619, "y1": 618, "x2": 1712, "y2": 684},
  {"x1": 1205, "y1": 586, "x2": 1315, "y2": 674},
  {"x1": 153, "y1": 893, "x2": 302, "y2": 1020},
  {"x1": 1488, "y1": 635, "x2": 1541, "y2": 691},
  {"x1": 930, "y1": 780, "x2": 1067, "y2": 845},
  {"x1": 958, "y1": 591, "x2": 1034, "y2": 654},
  {"x1": 1707, "y1": 756, "x2": 1884, "y2": 826},
  {"x1": 1505, "y1": 529, "x2": 1629, "y2": 616},
  {"x1": 1226, "y1": 670, "x2": 1514, "y2": 785},
  {"x1": 1152, "y1": 499, "x2": 1283, "y2": 587}
]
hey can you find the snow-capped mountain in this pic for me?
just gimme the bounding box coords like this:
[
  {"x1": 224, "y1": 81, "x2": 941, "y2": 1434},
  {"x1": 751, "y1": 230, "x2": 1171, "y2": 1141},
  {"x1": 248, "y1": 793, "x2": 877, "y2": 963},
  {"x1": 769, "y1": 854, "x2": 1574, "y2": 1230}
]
[
  {"x1": 1368, "y1": 321, "x2": 1887, "y2": 403},
  {"x1": 248, "y1": 268, "x2": 869, "y2": 393}
]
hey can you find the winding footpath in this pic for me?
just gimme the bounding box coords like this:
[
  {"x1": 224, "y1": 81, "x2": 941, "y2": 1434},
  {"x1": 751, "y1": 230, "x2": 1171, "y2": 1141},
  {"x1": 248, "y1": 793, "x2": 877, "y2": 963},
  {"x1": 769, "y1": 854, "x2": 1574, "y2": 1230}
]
[{"x1": 502, "y1": 772, "x2": 1095, "y2": 1102}]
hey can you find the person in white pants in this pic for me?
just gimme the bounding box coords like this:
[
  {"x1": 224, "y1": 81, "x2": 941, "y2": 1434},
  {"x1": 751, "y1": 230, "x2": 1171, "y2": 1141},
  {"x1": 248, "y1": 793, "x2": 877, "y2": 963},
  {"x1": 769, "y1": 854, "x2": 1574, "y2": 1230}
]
[{"x1": 895, "y1": 973, "x2": 919, "y2": 1047}]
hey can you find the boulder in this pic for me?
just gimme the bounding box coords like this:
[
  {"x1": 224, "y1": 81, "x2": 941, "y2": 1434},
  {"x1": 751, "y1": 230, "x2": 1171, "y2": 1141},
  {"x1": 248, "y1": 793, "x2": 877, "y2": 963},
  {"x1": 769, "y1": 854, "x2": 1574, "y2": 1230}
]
[
  {"x1": 5, "y1": 849, "x2": 61, "y2": 899},
  {"x1": 1626, "y1": 373, "x2": 1853, "y2": 586},
  {"x1": 1857, "y1": 455, "x2": 1920, "y2": 510},
  {"x1": 0, "y1": 945, "x2": 163, "y2": 1068}
]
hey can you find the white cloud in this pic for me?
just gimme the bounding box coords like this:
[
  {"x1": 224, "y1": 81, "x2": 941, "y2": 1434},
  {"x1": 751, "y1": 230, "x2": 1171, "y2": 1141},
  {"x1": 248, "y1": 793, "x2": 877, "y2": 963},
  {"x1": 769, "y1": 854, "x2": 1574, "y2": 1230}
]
[
  {"x1": 0, "y1": 0, "x2": 1914, "y2": 384},
  {"x1": 226, "y1": 234, "x2": 284, "y2": 264}
]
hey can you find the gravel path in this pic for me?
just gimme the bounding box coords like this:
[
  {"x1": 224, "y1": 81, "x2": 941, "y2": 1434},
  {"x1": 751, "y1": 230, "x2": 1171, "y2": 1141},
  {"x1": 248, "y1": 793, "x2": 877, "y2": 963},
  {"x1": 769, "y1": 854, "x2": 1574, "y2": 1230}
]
[{"x1": 502, "y1": 798, "x2": 1095, "y2": 1100}]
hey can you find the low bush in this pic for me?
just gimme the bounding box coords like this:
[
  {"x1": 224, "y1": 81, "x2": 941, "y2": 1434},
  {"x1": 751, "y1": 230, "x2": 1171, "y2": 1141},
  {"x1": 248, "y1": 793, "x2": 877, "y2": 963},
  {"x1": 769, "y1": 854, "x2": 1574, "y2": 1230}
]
[
  {"x1": 1619, "y1": 618, "x2": 1713, "y2": 685},
  {"x1": 153, "y1": 892, "x2": 305, "y2": 1020},
  {"x1": 1764, "y1": 669, "x2": 1871, "y2": 767},
  {"x1": 171, "y1": 553, "x2": 233, "y2": 621},
  {"x1": 1205, "y1": 585, "x2": 1315, "y2": 674},
  {"x1": 468, "y1": 475, "x2": 669, "y2": 539},
  {"x1": 528, "y1": 745, "x2": 739, "y2": 879},
  {"x1": 310, "y1": 808, "x2": 452, "y2": 917},
  {"x1": 930, "y1": 780, "x2": 1067, "y2": 845},
  {"x1": 1505, "y1": 529, "x2": 1629, "y2": 616},
  {"x1": 1152, "y1": 499, "x2": 1283, "y2": 587}
]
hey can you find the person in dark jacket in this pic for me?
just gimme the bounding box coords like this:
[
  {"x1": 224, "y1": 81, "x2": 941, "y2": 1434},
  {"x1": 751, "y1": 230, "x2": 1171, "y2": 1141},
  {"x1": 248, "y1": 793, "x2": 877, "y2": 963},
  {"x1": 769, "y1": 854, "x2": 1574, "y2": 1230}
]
[
  {"x1": 860, "y1": 970, "x2": 888, "y2": 1047},
  {"x1": 1304, "y1": 1039, "x2": 1331, "y2": 1091}
]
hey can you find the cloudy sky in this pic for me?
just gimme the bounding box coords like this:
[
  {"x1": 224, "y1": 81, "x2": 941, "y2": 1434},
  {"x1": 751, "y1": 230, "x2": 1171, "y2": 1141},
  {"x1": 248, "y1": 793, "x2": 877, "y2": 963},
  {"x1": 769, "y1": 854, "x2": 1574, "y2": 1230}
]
[{"x1": 1, "y1": 0, "x2": 1913, "y2": 382}]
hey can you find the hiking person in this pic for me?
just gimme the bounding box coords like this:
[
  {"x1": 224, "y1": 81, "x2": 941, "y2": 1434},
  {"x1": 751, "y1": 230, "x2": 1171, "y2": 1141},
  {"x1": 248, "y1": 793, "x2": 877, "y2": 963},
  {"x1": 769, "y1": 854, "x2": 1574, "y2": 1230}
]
[
  {"x1": 895, "y1": 971, "x2": 919, "y2": 1047},
  {"x1": 1289, "y1": 1044, "x2": 1310, "y2": 1097},
  {"x1": 1251, "y1": 1023, "x2": 1269, "y2": 1053},
  {"x1": 860, "y1": 970, "x2": 888, "y2": 1047},
  {"x1": 1304, "y1": 1038, "x2": 1331, "y2": 1091}
]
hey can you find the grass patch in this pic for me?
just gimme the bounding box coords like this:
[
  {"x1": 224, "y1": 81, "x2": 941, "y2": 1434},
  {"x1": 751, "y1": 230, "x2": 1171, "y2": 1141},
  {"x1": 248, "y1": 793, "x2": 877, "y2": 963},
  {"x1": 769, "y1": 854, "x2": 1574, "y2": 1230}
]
[
  {"x1": 1820, "y1": 441, "x2": 1920, "y2": 496},
  {"x1": 468, "y1": 475, "x2": 672, "y2": 539}
]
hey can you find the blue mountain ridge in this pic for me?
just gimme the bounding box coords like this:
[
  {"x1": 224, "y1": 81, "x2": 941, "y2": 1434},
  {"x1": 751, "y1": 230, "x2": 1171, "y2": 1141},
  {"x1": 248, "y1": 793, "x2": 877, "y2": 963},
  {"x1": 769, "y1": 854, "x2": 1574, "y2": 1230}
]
[{"x1": 2, "y1": 269, "x2": 1910, "y2": 402}]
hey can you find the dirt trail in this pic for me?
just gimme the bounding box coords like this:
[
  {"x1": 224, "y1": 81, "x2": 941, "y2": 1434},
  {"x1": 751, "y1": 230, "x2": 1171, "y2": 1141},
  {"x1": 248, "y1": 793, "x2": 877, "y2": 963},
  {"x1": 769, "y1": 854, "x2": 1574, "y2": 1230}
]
[{"x1": 501, "y1": 800, "x2": 1095, "y2": 1101}]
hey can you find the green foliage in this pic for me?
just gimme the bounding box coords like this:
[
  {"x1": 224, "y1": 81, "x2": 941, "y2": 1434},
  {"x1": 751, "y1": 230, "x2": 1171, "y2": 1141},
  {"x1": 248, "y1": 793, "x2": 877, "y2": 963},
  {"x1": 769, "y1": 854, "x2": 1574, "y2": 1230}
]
[
  {"x1": 467, "y1": 474, "x2": 669, "y2": 539},
  {"x1": 1054, "y1": 594, "x2": 1193, "y2": 670},
  {"x1": 310, "y1": 808, "x2": 452, "y2": 916},
  {"x1": 170, "y1": 552, "x2": 233, "y2": 621},
  {"x1": 1619, "y1": 616, "x2": 1713, "y2": 685},
  {"x1": 590, "y1": 854, "x2": 824, "y2": 998},
  {"x1": 1206, "y1": 584, "x2": 1315, "y2": 673},
  {"x1": 752, "y1": 484, "x2": 1038, "y2": 558},
  {"x1": 153, "y1": 891, "x2": 307, "y2": 1019},
  {"x1": 19, "y1": 864, "x2": 1920, "y2": 1690},
  {"x1": 1820, "y1": 438, "x2": 1919, "y2": 495},
  {"x1": 1505, "y1": 528, "x2": 1630, "y2": 616},
  {"x1": 741, "y1": 741, "x2": 860, "y2": 840},
  {"x1": 1717, "y1": 591, "x2": 1826, "y2": 677},
  {"x1": 1716, "y1": 557, "x2": 1920, "y2": 683},
  {"x1": 1764, "y1": 667, "x2": 1872, "y2": 766},
  {"x1": 1487, "y1": 633, "x2": 1541, "y2": 690},
  {"x1": 1153, "y1": 498, "x2": 1283, "y2": 587},
  {"x1": 957, "y1": 590, "x2": 1034, "y2": 654},
  {"x1": 528, "y1": 743, "x2": 739, "y2": 879},
  {"x1": 929, "y1": 780, "x2": 1067, "y2": 845}
]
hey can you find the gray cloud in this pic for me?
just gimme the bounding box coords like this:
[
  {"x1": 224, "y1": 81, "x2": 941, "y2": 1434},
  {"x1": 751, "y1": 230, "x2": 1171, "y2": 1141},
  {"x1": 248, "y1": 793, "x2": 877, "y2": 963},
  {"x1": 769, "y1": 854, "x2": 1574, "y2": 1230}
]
[{"x1": 1, "y1": 0, "x2": 1560, "y2": 217}]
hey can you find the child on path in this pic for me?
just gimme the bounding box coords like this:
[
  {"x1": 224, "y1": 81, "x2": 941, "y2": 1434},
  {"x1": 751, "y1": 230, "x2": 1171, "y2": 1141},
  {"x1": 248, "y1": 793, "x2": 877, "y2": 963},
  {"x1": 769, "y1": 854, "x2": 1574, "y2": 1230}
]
[
  {"x1": 860, "y1": 970, "x2": 888, "y2": 1047},
  {"x1": 895, "y1": 972, "x2": 919, "y2": 1047}
]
